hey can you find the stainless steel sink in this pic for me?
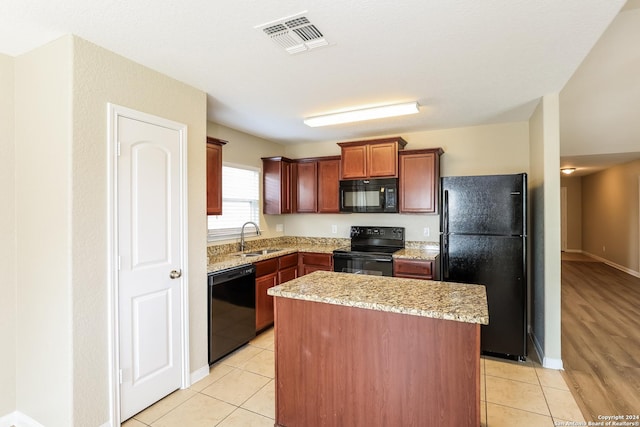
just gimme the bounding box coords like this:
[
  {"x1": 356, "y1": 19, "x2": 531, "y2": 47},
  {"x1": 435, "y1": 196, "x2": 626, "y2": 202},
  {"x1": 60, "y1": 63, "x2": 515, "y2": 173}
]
[
  {"x1": 262, "y1": 248, "x2": 283, "y2": 254},
  {"x1": 232, "y1": 253, "x2": 261, "y2": 258},
  {"x1": 232, "y1": 248, "x2": 283, "y2": 257}
]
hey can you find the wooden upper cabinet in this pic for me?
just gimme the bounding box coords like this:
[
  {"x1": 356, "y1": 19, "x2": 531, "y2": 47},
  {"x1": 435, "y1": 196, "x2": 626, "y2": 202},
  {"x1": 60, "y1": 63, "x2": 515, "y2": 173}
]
[
  {"x1": 262, "y1": 157, "x2": 293, "y2": 214},
  {"x1": 369, "y1": 142, "x2": 400, "y2": 177},
  {"x1": 338, "y1": 137, "x2": 407, "y2": 179},
  {"x1": 317, "y1": 158, "x2": 341, "y2": 213},
  {"x1": 340, "y1": 145, "x2": 368, "y2": 179},
  {"x1": 399, "y1": 148, "x2": 443, "y2": 214},
  {"x1": 206, "y1": 137, "x2": 227, "y2": 215},
  {"x1": 291, "y1": 156, "x2": 340, "y2": 214},
  {"x1": 295, "y1": 160, "x2": 318, "y2": 213}
]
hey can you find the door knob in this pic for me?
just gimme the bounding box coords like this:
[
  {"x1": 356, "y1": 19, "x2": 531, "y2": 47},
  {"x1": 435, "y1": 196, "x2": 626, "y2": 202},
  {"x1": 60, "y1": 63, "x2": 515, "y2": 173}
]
[{"x1": 169, "y1": 269, "x2": 182, "y2": 279}]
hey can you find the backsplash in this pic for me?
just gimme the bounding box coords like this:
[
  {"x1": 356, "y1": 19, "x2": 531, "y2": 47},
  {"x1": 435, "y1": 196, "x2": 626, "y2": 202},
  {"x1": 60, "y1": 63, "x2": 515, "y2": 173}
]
[
  {"x1": 207, "y1": 236, "x2": 350, "y2": 258},
  {"x1": 207, "y1": 235, "x2": 438, "y2": 259},
  {"x1": 405, "y1": 241, "x2": 440, "y2": 251}
]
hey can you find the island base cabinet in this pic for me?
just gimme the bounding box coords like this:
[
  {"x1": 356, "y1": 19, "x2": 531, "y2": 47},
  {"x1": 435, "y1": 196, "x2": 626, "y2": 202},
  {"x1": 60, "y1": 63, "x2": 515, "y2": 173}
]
[{"x1": 273, "y1": 297, "x2": 481, "y2": 427}]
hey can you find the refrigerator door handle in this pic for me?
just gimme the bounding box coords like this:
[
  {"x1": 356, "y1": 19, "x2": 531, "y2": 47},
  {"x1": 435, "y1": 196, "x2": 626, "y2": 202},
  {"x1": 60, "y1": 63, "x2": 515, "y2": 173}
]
[
  {"x1": 442, "y1": 234, "x2": 449, "y2": 280},
  {"x1": 442, "y1": 190, "x2": 449, "y2": 235},
  {"x1": 441, "y1": 189, "x2": 450, "y2": 280}
]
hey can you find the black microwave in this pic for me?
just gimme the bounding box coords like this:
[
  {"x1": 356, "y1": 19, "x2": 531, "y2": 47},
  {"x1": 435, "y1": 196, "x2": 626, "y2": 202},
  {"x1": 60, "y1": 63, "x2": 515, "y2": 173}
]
[{"x1": 339, "y1": 178, "x2": 398, "y2": 213}]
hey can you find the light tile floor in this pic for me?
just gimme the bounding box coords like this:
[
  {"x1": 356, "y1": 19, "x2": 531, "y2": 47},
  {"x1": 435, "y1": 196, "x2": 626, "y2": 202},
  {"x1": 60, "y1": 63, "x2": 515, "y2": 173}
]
[{"x1": 123, "y1": 328, "x2": 585, "y2": 426}]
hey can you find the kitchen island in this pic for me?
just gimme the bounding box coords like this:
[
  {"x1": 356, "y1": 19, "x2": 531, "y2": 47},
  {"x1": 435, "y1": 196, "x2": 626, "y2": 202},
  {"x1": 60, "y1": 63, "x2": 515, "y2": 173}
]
[{"x1": 267, "y1": 271, "x2": 489, "y2": 427}]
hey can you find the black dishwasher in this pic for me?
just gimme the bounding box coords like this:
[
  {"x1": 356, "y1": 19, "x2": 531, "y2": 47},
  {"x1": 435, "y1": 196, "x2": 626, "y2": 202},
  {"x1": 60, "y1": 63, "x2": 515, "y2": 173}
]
[{"x1": 208, "y1": 264, "x2": 256, "y2": 365}]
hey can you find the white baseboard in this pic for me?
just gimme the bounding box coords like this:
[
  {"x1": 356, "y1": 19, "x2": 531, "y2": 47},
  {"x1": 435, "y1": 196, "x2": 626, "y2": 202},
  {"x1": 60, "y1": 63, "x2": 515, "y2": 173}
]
[
  {"x1": 542, "y1": 356, "x2": 564, "y2": 370},
  {"x1": 0, "y1": 411, "x2": 45, "y2": 427},
  {"x1": 190, "y1": 364, "x2": 209, "y2": 386},
  {"x1": 583, "y1": 251, "x2": 640, "y2": 279},
  {"x1": 531, "y1": 332, "x2": 564, "y2": 370}
]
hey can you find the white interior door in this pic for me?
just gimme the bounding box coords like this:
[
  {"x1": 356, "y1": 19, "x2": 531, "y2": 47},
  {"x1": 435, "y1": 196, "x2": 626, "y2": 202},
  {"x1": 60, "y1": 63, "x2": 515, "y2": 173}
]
[{"x1": 117, "y1": 114, "x2": 185, "y2": 421}]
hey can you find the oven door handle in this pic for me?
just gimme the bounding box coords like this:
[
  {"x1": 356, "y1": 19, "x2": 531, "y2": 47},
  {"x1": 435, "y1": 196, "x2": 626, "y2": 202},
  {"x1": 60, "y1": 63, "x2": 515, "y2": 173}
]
[{"x1": 332, "y1": 253, "x2": 392, "y2": 263}]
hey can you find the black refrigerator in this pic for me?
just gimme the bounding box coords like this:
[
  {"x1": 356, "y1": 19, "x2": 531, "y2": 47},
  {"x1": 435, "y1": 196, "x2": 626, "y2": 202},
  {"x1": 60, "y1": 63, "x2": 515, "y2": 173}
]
[{"x1": 439, "y1": 173, "x2": 527, "y2": 360}]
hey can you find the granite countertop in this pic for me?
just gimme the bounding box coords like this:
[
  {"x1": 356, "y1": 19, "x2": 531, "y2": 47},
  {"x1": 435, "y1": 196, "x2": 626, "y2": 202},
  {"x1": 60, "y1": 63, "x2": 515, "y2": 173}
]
[
  {"x1": 267, "y1": 270, "x2": 488, "y2": 325},
  {"x1": 207, "y1": 244, "x2": 343, "y2": 274},
  {"x1": 392, "y1": 248, "x2": 440, "y2": 261}
]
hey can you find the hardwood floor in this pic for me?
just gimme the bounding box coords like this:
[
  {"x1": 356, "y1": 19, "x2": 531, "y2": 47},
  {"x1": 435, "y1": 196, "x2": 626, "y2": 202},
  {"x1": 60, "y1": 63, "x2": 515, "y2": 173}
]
[{"x1": 561, "y1": 259, "x2": 640, "y2": 421}]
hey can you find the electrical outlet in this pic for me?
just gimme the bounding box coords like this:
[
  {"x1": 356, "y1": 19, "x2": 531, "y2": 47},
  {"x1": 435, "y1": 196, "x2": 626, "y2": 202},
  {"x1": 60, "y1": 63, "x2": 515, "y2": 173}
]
[
  {"x1": 276, "y1": 224, "x2": 284, "y2": 232},
  {"x1": 602, "y1": 246, "x2": 606, "y2": 252},
  {"x1": 331, "y1": 225, "x2": 338, "y2": 234},
  {"x1": 423, "y1": 227, "x2": 430, "y2": 237}
]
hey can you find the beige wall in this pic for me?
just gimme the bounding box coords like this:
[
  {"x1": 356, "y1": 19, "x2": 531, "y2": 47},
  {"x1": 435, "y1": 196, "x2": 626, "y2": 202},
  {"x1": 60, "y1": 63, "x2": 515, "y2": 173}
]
[
  {"x1": 529, "y1": 95, "x2": 562, "y2": 368},
  {"x1": 10, "y1": 35, "x2": 207, "y2": 426},
  {"x1": 282, "y1": 122, "x2": 530, "y2": 242},
  {"x1": 14, "y1": 37, "x2": 74, "y2": 426},
  {"x1": 561, "y1": 176, "x2": 583, "y2": 251},
  {"x1": 0, "y1": 53, "x2": 16, "y2": 417},
  {"x1": 582, "y1": 159, "x2": 640, "y2": 273},
  {"x1": 207, "y1": 122, "x2": 287, "y2": 243},
  {"x1": 206, "y1": 121, "x2": 529, "y2": 243},
  {"x1": 71, "y1": 37, "x2": 207, "y2": 425}
]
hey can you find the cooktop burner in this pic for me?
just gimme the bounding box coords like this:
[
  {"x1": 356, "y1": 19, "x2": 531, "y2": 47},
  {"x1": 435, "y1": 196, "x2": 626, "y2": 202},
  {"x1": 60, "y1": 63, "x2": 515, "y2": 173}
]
[
  {"x1": 332, "y1": 246, "x2": 399, "y2": 256},
  {"x1": 332, "y1": 226, "x2": 405, "y2": 276},
  {"x1": 333, "y1": 226, "x2": 405, "y2": 257}
]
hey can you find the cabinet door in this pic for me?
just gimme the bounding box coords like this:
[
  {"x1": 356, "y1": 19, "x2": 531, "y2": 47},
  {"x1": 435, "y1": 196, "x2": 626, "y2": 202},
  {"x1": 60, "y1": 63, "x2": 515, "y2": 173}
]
[
  {"x1": 393, "y1": 259, "x2": 433, "y2": 279},
  {"x1": 281, "y1": 160, "x2": 293, "y2": 214},
  {"x1": 317, "y1": 159, "x2": 340, "y2": 213},
  {"x1": 298, "y1": 252, "x2": 333, "y2": 276},
  {"x1": 301, "y1": 264, "x2": 333, "y2": 276},
  {"x1": 340, "y1": 145, "x2": 368, "y2": 179},
  {"x1": 206, "y1": 138, "x2": 225, "y2": 215},
  {"x1": 262, "y1": 157, "x2": 293, "y2": 214},
  {"x1": 278, "y1": 253, "x2": 298, "y2": 270},
  {"x1": 399, "y1": 149, "x2": 440, "y2": 213},
  {"x1": 256, "y1": 273, "x2": 277, "y2": 331},
  {"x1": 278, "y1": 266, "x2": 298, "y2": 284},
  {"x1": 295, "y1": 161, "x2": 318, "y2": 213},
  {"x1": 368, "y1": 142, "x2": 399, "y2": 178}
]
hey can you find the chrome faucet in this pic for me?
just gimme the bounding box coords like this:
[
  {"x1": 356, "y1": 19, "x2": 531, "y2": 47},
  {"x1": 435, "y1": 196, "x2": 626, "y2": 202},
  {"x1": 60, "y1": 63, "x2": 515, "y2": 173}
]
[{"x1": 240, "y1": 221, "x2": 261, "y2": 252}]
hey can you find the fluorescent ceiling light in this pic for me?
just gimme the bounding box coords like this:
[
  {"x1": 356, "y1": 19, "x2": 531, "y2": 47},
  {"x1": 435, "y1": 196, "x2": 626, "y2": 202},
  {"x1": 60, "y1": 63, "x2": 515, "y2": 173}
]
[
  {"x1": 304, "y1": 102, "x2": 419, "y2": 127},
  {"x1": 561, "y1": 168, "x2": 576, "y2": 175}
]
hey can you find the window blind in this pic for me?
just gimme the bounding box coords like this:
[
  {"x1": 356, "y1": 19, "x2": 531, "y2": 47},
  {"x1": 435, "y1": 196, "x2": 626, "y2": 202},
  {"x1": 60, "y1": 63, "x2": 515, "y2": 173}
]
[{"x1": 208, "y1": 165, "x2": 260, "y2": 241}]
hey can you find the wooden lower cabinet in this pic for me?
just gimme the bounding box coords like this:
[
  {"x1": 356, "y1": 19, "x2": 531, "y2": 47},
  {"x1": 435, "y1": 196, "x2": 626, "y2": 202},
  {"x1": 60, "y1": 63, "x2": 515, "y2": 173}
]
[
  {"x1": 393, "y1": 258, "x2": 434, "y2": 280},
  {"x1": 298, "y1": 252, "x2": 333, "y2": 276},
  {"x1": 273, "y1": 296, "x2": 481, "y2": 427},
  {"x1": 255, "y1": 253, "x2": 300, "y2": 331},
  {"x1": 278, "y1": 253, "x2": 298, "y2": 284},
  {"x1": 255, "y1": 273, "x2": 277, "y2": 331},
  {"x1": 254, "y1": 258, "x2": 278, "y2": 331}
]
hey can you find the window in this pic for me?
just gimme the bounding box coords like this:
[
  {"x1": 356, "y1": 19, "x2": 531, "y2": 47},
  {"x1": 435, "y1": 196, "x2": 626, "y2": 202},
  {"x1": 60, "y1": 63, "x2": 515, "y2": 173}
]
[{"x1": 208, "y1": 165, "x2": 260, "y2": 241}]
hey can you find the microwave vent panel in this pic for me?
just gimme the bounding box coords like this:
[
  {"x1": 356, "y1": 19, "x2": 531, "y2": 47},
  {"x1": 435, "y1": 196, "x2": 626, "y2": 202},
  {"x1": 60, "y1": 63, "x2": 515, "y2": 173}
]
[{"x1": 256, "y1": 12, "x2": 329, "y2": 55}]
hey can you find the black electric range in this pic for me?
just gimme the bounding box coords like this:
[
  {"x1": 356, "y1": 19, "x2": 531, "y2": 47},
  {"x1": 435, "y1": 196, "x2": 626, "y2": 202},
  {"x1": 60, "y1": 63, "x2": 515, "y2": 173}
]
[{"x1": 333, "y1": 226, "x2": 405, "y2": 276}]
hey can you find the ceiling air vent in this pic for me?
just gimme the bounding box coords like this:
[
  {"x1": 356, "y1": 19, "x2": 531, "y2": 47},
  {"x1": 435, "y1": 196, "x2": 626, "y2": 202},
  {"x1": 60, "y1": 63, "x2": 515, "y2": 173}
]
[{"x1": 256, "y1": 12, "x2": 329, "y2": 55}]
